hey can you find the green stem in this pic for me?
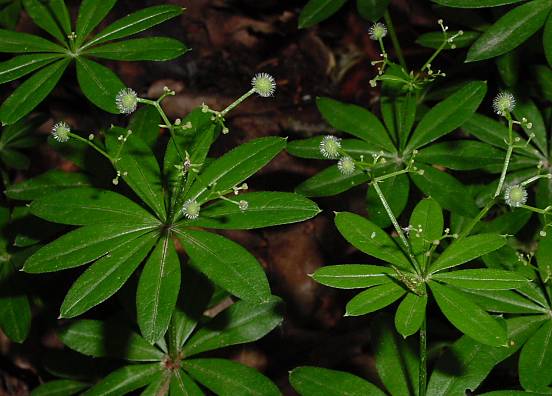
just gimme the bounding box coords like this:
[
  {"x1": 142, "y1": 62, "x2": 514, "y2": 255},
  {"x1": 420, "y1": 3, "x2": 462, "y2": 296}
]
[
  {"x1": 457, "y1": 198, "x2": 496, "y2": 241},
  {"x1": 384, "y1": 10, "x2": 406, "y2": 70},
  {"x1": 419, "y1": 317, "x2": 427, "y2": 396},
  {"x1": 519, "y1": 204, "x2": 551, "y2": 215},
  {"x1": 494, "y1": 117, "x2": 514, "y2": 198},
  {"x1": 220, "y1": 88, "x2": 255, "y2": 117},
  {"x1": 421, "y1": 41, "x2": 446, "y2": 72},
  {"x1": 372, "y1": 181, "x2": 421, "y2": 273},
  {"x1": 68, "y1": 132, "x2": 113, "y2": 163}
]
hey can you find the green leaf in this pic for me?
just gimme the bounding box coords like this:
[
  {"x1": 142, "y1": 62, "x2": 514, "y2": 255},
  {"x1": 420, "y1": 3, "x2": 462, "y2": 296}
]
[
  {"x1": 107, "y1": 128, "x2": 166, "y2": 219},
  {"x1": 366, "y1": 172, "x2": 409, "y2": 228},
  {"x1": 76, "y1": 57, "x2": 125, "y2": 114},
  {"x1": 461, "y1": 289, "x2": 548, "y2": 314},
  {"x1": 409, "y1": 198, "x2": 443, "y2": 258},
  {"x1": 429, "y1": 281, "x2": 507, "y2": 346},
  {"x1": 406, "y1": 81, "x2": 487, "y2": 151},
  {"x1": 5, "y1": 170, "x2": 91, "y2": 200},
  {"x1": 48, "y1": 0, "x2": 72, "y2": 35},
  {"x1": 371, "y1": 314, "x2": 419, "y2": 396},
  {"x1": 183, "y1": 296, "x2": 283, "y2": 357},
  {"x1": 519, "y1": 321, "x2": 552, "y2": 391},
  {"x1": 0, "y1": 58, "x2": 70, "y2": 125},
  {"x1": 537, "y1": 232, "x2": 552, "y2": 282},
  {"x1": 431, "y1": 0, "x2": 524, "y2": 7},
  {"x1": 429, "y1": 233, "x2": 507, "y2": 273},
  {"x1": 140, "y1": 374, "x2": 170, "y2": 396},
  {"x1": 0, "y1": 1, "x2": 22, "y2": 30},
  {"x1": 394, "y1": 293, "x2": 427, "y2": 338},
  {"x1": 127, "y1": 105, "x2": 161, "y2": 149},
  {"x1": 287, "y1": 136, "x2": 377, "y2": 160},
  {"x1": 31, "y1": 188, "x2": 159, "y2": 226},
  {"x1": 75, "y1": 0, "x2": 117, "y2": 48},
  {"x1": 316, "y1": 97, "x2": 396, "y2": 153},
  {"x1": 0, "y1": 29, "x2": 65, "y2": 54},
  {"x1": 417, "y1": 140, "x2": 506, "y2": 170},
  {"x1": 23, "y1": 223, "x2": 156, "y2": 273},
  {"x1": 461, "y1": 113, "x2": 531, "y2": 153},
  {"x1": 0, "y1": 148, "x2": 29, "y2": 169},
  {"x1": 345, "y1": 282, "x2": 406, "y2": 316},
  {"x1": 432, "y1": 269, "x2": 529, "y2": 290},
  {"x1": 410, "y1": 164, "x2": 479, "y2": 217},
  {"x1": 176, "y1": 229, "x2": 271, "y2": 302},
  {"x1": 31, "y1": 379, "x2": 88, "y2": 396},
  {"x1": 466, "y1": 0, "x2": 552, "y2": 62},
  {"x1": 170, "y1": 370, "x2": 204, "y2": 396},
  {"x1": 22, "y1": 0, "x2": 66, "y2": 44},
  {"x1": 84, "y1": 37, "x2": 188, "y2": 61},
  {"x1": 60, "y1": 232, "x2": 157, "y2": 318},
  {"x1": 496, "y1": 49, "x2": 520, "y2": 87},
  {"x1": 356, "y1": 0, "x2": 391, "y2": 21},
  {"x1": 290, "y1": 366, "x2": 386, "y2": 396},
  {"x1": 545, "y1": 13, "x2": 552, "y2": 67},
  {"x1": 182, "y1": 192, "x2": 320, "y2": 230},
  {"x1": 137, "y1": 236, "x2": 181, "y2": 344},
  {"x1": 59, "y1": 319, "x2": 164, "y2": 361},
  {"x1": 513, "y1": 98, "x2": 548, "y2": 156},
  {"x1": 335, "y1": 212, "x2": 412, "y2": 270},
  {"x1": 185, "y1": 137, "x2": 286, "y2": 205},
  {"x1": 0, "y1": 262, "x2": 31, "y2": 343},
  {"x1": 312, "y1": 264, "x2": 394, "y2": 289},
  {"x1": 83, "y1": 5, "x2": 183, "y2": 48},
  {"x1": 416, "y1": 31, "x2": 479, "y2": 49},
  {"x1": 295, "y1": 164, "x2": 370, "y2": 197},
  {"x1": 298, "y1": 0, "x2": 347, "y2": 28},
  {"x1": 0, "y1": 53, "x2": 62, "y2": 84},
  {"x1": 83, "y1": 364, "x2": 162, "y2": 396},
  {"x1": 426, "y1": 316, "x2": 544, "y2": 396},
  {"x1": 182, "y1": 358, "x2": 281, "y2": 396}
]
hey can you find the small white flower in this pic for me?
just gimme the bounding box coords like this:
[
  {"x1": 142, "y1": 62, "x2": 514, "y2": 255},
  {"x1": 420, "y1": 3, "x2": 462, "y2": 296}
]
[
  {"x1": 369, "y1": 22, "x2": 387, "y2": 40},
  {"x1": 116, "y1": 88, "x2": 138, "y2": 114},
  {"x1": 238, "y1": 200, "x2": 249, "y2": 211},
  {"x1": 183, "y1": 199, "x2": 201, "y2": 219},
  {"x1": 493, "y1": 91, "x2": 516, "y2": 116},
  {"x1": 51, "y1": 121, "x2": 70, "y2": 142},
  {"x1": 251, "y1": 73, "x2": 276, "y2": 97},
  {"x1": 319, "y1": 135, "x2": 341, "y2": 159},
  {"x1": 504, "y1": 184, "x2": 527, "y2": 208},
  {"x1": 337, "y1": 156, "x2": 355, "y2": 175}
]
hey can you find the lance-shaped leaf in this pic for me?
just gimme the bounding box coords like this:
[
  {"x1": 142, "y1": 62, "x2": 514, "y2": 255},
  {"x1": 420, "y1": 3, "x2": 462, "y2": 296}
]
[
  {"x1": 546, "y1": 12, "x2": 552, "y2": 68},
  {"x1": 431, "y1": 0, "x2": 524, "y2": 6},
  {"x1": 76, "y1": 57, "x2": 125, "y2": 114},
  {"x1": 140, "y1": 374, "x2": 171, "y2": 396},
  {"x1": 23, "y1": 223, "x2": 156, "y2": 273},
  {"x1": 466, "y1": 0, "x2": 552, "y2": 62},
  {"x1": 60, "y1": 232, "x2": 158, "y2": 318},
  {"x1": 137, "y1": 236, "x2": 181, "y2": 344},
  {"x1": 0, "y1": 29, "x2": 66, "y2": 53},
  {"x1": 461, "y1": 289, "x2": 548, "y2": 314},
  {"x1": 409, "y1": 198, "x2": 443, "y2": 258},
  {"x1": 519, "y1": 320, "x2": 552, "y2": 391},
  {"x1": 182, "y1": 358, "x2": 281, "y2": 396},
  {"x1": 31, "y1": 188, "x2": 159, "y2": 226},
  {"x1": 48, "y1": 0, "x2": 72, "y2": 35},
  {"x1": 298, "y1": 0, "x2": 347, "y2": 28},
  {"x1": 83, "y1": 364, "x2": 162, "y2": 396},
  {"x1": 429, "y1": 281, "x2": 507, "y2": 347},
  {"x1": 366, "y1": 172, "x2": 409, "y2": 228},
  {"x1": 84, "y1": 37, "x2": 188, "y2": 61},
  {"x1": 0, "y1": 58, "x2": 70, "y2": 125},
  {"x1": 312, "y1": 264, "x2": 394, "y2": 289},
  {"x1": 514, "y1": 98, "x2": 547, "y2": 156},
  {"x1": 170, "y1": 370, "x2": 204, "y2": 396},
  {"x1": 335, "y1": 212, "x2": 412, "y2": 269},
  {"x1": 5, "y1": 170, "x2": 91, "y2": 201},
  {"x1": 184, "y1": 296, "x2": 283, "y2": 357},
  {"x1": 176, "y1": 229, "x2": 271, "y2": 302},
  {"x1": 406, "y1": 81, "x2": 487, "y2": 151},
  {"x1": 75, "y1": 0, "x2": 117, "y2": 47},
  {"x1": 0, "y1": 53, "x2": 62, "y2": 84},
  {"x1": 185, "y1": 137, "x2": 286, "y2": 205},
  {"x1": 59, "y1": 319, "x2": 164, "y2": 361},
  {"x1": 31, "y1": 380, "x2": 88, "y2": 396},
  {"x1": 127, "y1": 105, "x2": 161, "y2": 149},
  {"x1": 346, "y1": 282, "x2": 406, "y2": 316},
  {"x1": 0, "y1": 262, "x2": 31, "y2": 343},
  {"x1": 417, "y1": 140, "x2": 506, "y2": 171},
  {"x1": 295, "y1": 164, "x2": 370, "y2": 197},
  {"x1": 290, "y1": 366, "x2": 386, "y2": 396},
  {"x1": 357, "y1": 0, "x2": 391, "y2": 21},
  {"x1": 22, "y1": 0, "x2": 66, "y2": 44},
  {"x1": 394, "y1": 292, "x2": 427, "y2": 338},
  {"x1": 536, "y1": 231, "x2": 552, "y2": 283},
  {"x1": 429, "y1": 233, "x2": 506, "y2": 273},
  {"x1": 107, "y1": 128, "x2": 166, "y2": 219},
  {"x1": 182, "y1": 192, "x2": 320, "y2": 230},
  {"x1": 316, "y1": 97, "x2": 395, "y2": 153},
  {"x1": 83, "y1": 5, "x2": 183, "y2": 48},
  {"x1": 427, "y1": 315, "x2": 545, "y2": 396},
  {"x1": 432, "y1": 268, "x2": 529, "y2": 290}
]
